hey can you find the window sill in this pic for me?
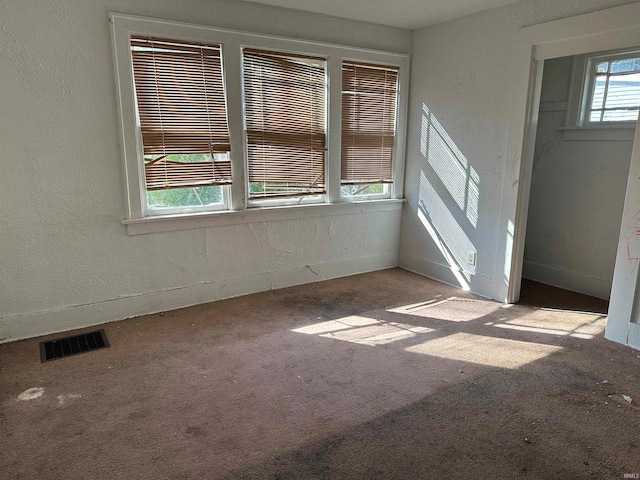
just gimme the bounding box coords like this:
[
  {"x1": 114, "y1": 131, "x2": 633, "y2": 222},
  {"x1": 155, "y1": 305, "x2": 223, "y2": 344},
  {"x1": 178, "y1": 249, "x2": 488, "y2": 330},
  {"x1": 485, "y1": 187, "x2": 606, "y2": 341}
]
[
  {"x1": 122, "y1": 198, "x2": 405, "y2": 235},
  {"x1": 559, "y1": 125, "x2": 636, "y2": 141}
]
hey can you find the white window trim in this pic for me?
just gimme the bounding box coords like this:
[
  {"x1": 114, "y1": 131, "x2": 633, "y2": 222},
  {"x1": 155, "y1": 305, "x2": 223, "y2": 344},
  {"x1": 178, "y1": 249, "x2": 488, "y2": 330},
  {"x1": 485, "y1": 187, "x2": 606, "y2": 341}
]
[
  {"x1": 109, "y1": 13, "x2": 409, "y2": 234},
  {"x1": 564, "y1": 49, "x2": 639, "y2": 141}
]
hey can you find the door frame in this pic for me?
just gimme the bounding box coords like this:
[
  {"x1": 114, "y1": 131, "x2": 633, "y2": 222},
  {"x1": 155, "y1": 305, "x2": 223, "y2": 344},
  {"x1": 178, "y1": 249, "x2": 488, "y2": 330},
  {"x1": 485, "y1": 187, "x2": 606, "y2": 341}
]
[{"x1": 499, "y1": 2, "x2": 640, "y2": 349}]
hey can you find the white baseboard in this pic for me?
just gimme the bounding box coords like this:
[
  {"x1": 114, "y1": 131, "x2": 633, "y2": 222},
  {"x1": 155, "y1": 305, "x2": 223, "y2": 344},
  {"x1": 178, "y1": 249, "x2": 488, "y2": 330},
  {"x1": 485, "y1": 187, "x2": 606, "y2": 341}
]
[
  {"x1": 0, "y1": 252, "x2": 398, "y2": 344},
  {"x1": 522, "y1": 261, "x2": 611, "y2": 300},
  {"x1": 398, "y1": 253, "x2": 495, "y2": 300}
]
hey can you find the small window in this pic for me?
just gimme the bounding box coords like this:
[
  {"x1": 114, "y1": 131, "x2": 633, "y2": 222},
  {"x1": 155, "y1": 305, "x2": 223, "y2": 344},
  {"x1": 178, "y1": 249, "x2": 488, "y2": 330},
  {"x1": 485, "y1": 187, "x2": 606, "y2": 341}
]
[
  {"x1": 130, "y1": 37, "x2": 232, "y2": 214},
  {"x1": 582, "y1": 50, "x2": 640, "y2": 125},
  {"x1": 341, "y1": 61, "x2": 399, "y2": 200},
  {"x1": 242, "y1": 49, "x2": 327, "y2": 203}
]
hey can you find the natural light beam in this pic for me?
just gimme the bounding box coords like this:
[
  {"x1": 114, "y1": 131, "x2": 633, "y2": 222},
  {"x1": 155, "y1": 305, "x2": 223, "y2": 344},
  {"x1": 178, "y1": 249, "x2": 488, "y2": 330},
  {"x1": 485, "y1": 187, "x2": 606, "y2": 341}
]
[
  {"x1": 418, "y1": 167, "x2": 478, "y2": 284},
  {"x1": 490, "y1": 323, "x2": 595, "y2": 340},
  {"x1": 292, "y1": 316, "x2": 434, "y2": 346},
  {"x1": 417, "y1": 207, "x2": 471, "y2": 290},
  {"x1": 421, "y1": 104, "x2": 479, "y2": 227},
  {"x1": 487, "y1": 309, "x2": 607, "y2": 340},
  {"x1": 321, "y1": 323, "x2": 434, "y2": 346},
  {"x1": 292, "y1": 316, "x2": 380, "y2": 335},
  {"x1": 503, "y1": 219, "x2": 515, "y2": 283},
  {"x1": 388, "y1": 296, "x2": 499, "y2": 322},
  {"x1": 406, "y1": 333, "x2": 563, "y2": 369}
]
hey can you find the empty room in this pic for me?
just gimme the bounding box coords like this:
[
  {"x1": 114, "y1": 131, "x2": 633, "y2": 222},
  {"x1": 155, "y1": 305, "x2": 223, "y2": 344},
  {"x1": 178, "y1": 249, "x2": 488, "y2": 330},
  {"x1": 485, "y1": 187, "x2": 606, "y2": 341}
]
[{"x1": 2, "y1": 0, "x2": 640, "y2": 478}]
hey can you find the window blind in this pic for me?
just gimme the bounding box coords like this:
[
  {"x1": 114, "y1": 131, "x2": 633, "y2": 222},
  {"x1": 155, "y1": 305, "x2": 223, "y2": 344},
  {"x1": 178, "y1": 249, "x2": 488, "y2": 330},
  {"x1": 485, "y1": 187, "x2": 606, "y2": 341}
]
[
  {"x1": 242, "y1": 49, "x2": 326, "y2": 199},
  {"x1": 341, "y1": 61, "x2": 399, "y2": 185},
  {"x1": 130, "y1": 36, "x2": 232, "y2": 190}
]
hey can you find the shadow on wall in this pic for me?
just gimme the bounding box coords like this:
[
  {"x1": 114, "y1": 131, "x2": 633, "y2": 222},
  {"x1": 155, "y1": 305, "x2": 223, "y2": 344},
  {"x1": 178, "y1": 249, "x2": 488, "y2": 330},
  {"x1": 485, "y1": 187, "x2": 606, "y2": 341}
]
[{"x1": 415, "y1": 103, "x2": 481, "y2": 290}]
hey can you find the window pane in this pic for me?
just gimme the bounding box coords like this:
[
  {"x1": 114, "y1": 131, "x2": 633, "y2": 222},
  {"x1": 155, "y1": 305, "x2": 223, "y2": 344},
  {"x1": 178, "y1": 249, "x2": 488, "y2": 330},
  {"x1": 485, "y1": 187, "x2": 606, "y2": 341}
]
[
  {"x1": 147, "y1": 185, "x2": 223, "y2": 208},
  {"x1": 341, "y1": 184, "x2": 388, "y2": 197},
  {"x1": 589, "y1": 110, "x2": 603, "y2": 122},
  {"x1": 596, "y1": 61, "x2": 609, "y2": 74},
  {"x1": 604, "y1": 73, "x2": 640, "y2": 109},
  {"x1": 146, "y1": 153, "x2": 226, "y2": 208},
  {"x1": 144, "y1": 153, "x2": 231, "y2": 193},
  {"x1": 591, "y1": 75, "x2": 607, "y2": 110},
  {"x1": 602, "y1": 109, "x2": 639, "y2": 122},
  {"x1": 610, "y1": 57, "x2": 640, "y2": 74}
]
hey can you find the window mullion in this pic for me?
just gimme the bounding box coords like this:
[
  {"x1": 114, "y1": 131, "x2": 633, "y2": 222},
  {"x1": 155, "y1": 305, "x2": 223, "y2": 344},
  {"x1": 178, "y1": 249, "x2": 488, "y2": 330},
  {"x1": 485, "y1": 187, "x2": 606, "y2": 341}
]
[
  {"x1": 601, "y1": 72, "x2": 611, "y2": 123},
  {"x1": 223, "y1": 41, "x2": 248, "y2": 211},
  {"x1": 326, "y1": 55, "x2": 342, "y2": 204},
  {"x1": 392, "y1": 62, "x2": 408, "y2": 199}
]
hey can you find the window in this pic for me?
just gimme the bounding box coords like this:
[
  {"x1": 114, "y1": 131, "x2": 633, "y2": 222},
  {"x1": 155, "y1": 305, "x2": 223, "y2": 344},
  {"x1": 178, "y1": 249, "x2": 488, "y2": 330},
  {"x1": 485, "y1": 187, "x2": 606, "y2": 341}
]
[
  {"x1": 110, "y1": 14, "x2": 408, "y2": 233},
  {"x1": 243, "y1": 49, "x2": 327, "y2": 202},
  {"x1": 130, "y1": 37, "x2": 231, "y2": 214},
  {"x1": 341, "y1": 61, "x2": 399, "y2": 200},
  {"x1": 576, "y1": 50, "x2": 640, "y2": 126}
]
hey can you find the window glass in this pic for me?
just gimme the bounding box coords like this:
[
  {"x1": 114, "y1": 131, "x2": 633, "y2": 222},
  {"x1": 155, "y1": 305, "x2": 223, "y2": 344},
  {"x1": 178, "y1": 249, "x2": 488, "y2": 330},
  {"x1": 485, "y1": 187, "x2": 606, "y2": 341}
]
[
  {"x1": 145, "y1": 154, "x2": 227, "y2": 211},
  {"x1": 586, "y1": 53, "x2": 640, "y2": 124}
]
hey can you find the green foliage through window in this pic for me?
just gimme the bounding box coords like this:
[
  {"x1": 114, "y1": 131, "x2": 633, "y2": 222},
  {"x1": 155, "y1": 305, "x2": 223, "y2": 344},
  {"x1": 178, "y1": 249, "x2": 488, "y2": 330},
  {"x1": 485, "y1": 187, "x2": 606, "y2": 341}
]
[{"x1": 146, "y1": 154, "x2": 225, "y2": 209}]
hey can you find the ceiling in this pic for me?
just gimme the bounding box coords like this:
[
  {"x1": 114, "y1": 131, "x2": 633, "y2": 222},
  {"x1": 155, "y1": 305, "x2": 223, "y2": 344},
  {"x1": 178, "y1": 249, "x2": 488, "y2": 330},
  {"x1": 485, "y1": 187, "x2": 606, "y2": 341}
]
[{"x1": 243, "y1": 0, "x2": 521, "y2": 29}]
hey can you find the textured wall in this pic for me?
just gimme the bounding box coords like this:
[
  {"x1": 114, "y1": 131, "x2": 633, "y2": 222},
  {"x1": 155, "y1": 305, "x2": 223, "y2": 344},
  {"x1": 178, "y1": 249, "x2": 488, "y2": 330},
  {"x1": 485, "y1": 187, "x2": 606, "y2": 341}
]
[
  {"x1": 0, "y1": 0, "x2": 410, "y2": 323},
  {"x1": 400, "y1": 0, "x2": 639, "y2": 300},
  {"x1": 524, "y1": 56, "x2": 632, "y2": 299}
]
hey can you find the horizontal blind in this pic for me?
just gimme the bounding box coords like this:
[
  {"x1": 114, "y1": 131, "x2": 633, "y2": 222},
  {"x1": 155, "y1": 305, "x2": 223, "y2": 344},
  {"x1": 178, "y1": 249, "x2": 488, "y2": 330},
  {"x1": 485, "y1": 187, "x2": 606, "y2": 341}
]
[
  {"x1": 341, "y1": 61, "x2": 399, "y2": 185},
  {"x1": 243, "y1": 49, "x2": 326, "y2": 198},
  {"x1": 130, "y1": 36, "x2": 232, "y2": 190}
]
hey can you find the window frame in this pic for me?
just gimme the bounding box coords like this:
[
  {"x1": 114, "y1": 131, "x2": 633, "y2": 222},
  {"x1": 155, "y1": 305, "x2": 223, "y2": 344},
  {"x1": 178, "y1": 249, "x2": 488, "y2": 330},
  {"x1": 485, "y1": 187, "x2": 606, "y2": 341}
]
[
  {"x1": 110, "y1": 13, "x2": 409, "y2": 232},
  {"x1": 339, "y1": 60, "x2": 400, "y2": 203},
  {"x1": 565, "y1": 48, "x2": 640, "y2": 138},
  {"x1": 241, "y1": 47, "x2": 329, "y2": 204}
]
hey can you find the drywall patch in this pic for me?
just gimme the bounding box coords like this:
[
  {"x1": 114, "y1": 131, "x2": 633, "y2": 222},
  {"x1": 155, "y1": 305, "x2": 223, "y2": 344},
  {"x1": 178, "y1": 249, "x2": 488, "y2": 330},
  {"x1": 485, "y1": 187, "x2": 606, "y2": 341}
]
[{"x1": 17, "y1": 387, "x2": 44, "y2": 401}]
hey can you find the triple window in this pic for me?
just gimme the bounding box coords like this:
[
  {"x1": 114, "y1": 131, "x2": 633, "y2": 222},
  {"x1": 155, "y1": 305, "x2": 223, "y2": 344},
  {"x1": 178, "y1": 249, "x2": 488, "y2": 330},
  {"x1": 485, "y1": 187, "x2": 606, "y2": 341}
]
[{"x1": 111, "y1": 14, "x2": 408, "y2": 221}]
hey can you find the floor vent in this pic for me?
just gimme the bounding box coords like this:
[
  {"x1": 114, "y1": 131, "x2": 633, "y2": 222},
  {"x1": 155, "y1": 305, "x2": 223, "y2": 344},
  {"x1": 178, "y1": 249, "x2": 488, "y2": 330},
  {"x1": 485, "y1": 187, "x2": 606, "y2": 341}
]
[{"x1": 40, "y1": 330, "x2": 110, "y2": 362}]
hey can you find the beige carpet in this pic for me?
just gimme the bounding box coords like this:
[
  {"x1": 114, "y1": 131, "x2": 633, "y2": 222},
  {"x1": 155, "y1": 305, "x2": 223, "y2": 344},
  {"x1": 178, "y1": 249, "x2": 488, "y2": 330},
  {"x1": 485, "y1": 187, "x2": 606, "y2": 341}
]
[{"x1": 1, "y1": 269, "x2": 639, "y2": 479}]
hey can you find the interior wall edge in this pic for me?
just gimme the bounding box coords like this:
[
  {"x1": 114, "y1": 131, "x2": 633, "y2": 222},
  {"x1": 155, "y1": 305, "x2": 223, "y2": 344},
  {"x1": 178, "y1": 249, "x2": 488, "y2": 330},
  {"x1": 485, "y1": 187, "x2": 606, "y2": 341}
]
[
  {"x1": 626, "y1": 322, "x2": 640, "y2": 350},
  {"x1": 398, "y1": 253, "x2": 495, "y2": 300}
]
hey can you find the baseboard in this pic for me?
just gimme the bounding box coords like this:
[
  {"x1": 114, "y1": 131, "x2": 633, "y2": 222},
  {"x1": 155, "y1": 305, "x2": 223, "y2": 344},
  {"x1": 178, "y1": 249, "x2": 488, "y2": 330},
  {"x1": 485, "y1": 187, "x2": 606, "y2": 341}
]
[
  {"x1": 0, "y1": 252, "x2": 398, "y2": 344},
  {"x1": 398, "y1": 253, "x2": 495, "y2": 300},
  {"x1": 522, "y1": 261, "x2": 611, "y2": 300}
]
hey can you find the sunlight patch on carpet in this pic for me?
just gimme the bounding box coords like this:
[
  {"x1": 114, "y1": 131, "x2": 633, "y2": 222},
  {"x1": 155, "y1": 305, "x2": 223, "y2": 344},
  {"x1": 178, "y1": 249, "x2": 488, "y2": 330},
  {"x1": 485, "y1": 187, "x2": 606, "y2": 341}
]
[
  {"x1": 406, "y1": 333, "x2": 562, "y2": 368},
  {"x1": 293, "y1": 316, "x2": 433, "y2": 346},
  {"x1": 487, "y1": 310, "x2": 607, "y2": 339},
  {"x1": 388, "y1": 296, "x2": 500, "y2": 322}
]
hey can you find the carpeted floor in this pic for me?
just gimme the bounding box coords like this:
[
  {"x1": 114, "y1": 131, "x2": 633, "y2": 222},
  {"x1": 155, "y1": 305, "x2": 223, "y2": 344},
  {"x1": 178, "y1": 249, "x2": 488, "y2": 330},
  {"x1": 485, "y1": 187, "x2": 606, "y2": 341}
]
[{"x1": 1, "y1": 269, "x2": 639, "y2": 479}]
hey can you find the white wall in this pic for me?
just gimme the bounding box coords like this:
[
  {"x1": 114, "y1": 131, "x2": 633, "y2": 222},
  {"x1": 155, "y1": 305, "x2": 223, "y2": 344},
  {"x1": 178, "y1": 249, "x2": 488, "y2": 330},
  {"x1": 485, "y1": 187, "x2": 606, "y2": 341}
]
[
  {"x1": 0, "y1": 0, "x2": 411, "y2": 342},
  {"x1": 523, "y1": 56, "x2": 633, "y2": 299},
  {"x1": 399, "y1": 0, "x2": 639, "y2": 301}
]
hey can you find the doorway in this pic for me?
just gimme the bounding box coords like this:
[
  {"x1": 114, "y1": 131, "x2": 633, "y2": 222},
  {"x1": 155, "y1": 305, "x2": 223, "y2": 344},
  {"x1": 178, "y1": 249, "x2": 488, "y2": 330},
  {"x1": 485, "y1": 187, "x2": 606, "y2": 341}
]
[
  {"x1": 503, "y1": 3, "x2": 640, "y2": 349},
  {"x1": 521, "y1": 52, "x2": 635, "y2": 311}
]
